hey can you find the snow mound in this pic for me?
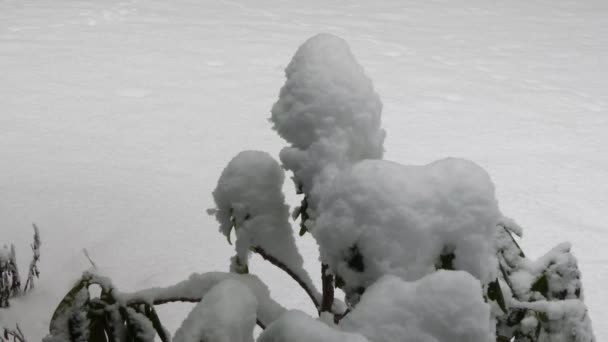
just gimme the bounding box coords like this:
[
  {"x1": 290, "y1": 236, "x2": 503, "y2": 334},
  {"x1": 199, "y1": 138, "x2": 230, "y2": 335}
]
[
  {"x1": 173, "y1": 279, "x2": 257, "y2": 342},
  {"x1": 340, "y1": 271, "x2": 493, "y2": 342},
  {"x1": 212, "y1": 150, "x2": 288, "y2": 242},
  {"x1": 258, "y1": 310, "x2": 369, "y2": 342},
  {"x1": 120, "y1": 272, "x2": 285, "y2": 327},
  {"x1": 211, "y1": 151, "x2": 318, "y2": 300},
  {"x1": 313, "y1": 158, "x2": 501, "y2": 299},
  {"x1": 270, "y1": 33, "x2": 385, "y2": 220}
]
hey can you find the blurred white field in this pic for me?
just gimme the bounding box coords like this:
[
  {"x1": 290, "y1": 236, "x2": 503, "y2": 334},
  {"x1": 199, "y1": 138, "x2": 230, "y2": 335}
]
[{"x1": 1, "y1": 0, "x2": 606, "y2": 339}]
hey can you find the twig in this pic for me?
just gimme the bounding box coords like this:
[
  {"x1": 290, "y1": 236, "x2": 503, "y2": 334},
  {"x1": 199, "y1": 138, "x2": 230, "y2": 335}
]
[
  {"x1": 2, "y1": 324, "x2": 27, "y2": 342},
  {"x1": 320, "y1": 263, "x2": 334, "y2": 313},
  {"x1": 23, "y1": 224, "x2": 41, "y2": 292},
  {"x1": 126, "y1": 297, "x2": 267, "y2": 328},
  {"x1": 251, "y1": 246, "x2": 320, "y2": 310},
  {"x1": 82, "y1": 249, "x2": 97, "y2": 269}
]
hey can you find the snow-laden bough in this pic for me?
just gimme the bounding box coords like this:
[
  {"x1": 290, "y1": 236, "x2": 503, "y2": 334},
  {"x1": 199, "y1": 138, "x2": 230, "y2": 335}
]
[{"x1": 313, "y1": 158, "x2": 500, "y2": 302}]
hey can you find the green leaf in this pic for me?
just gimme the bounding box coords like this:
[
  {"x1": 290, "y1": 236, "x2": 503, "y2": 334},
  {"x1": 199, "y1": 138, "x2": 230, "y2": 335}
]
[
  {"x1": 531, "y1": 274, "x2": 548, "y2": 296},
  {"x1": 436, "y1": 252, "x2": 455, "y2": 270},
  {"x1": 49, "y1": 278, "x2": 89, "y2": 331},
  {"x1": 487, "y1": 279, "x2": 507, "y2": 313},
  {"x1": 89, "y1": 314, "x2": 109, "y2": 342},
  {"x1": 104, "y1": 306, "x2": 127, "y2": 342},
  {"x1": 335, "y1": 275, "x2": 345, "y2": 289},
  {"x1": 537, "y1": 311, "x2": 549, "y2": 323},
  {"x1": 298, "y1": 196, "x2": 309, "y2": 236},
  {"x1": 347, "y1": 245, "x2": 364, "y2": 272}
]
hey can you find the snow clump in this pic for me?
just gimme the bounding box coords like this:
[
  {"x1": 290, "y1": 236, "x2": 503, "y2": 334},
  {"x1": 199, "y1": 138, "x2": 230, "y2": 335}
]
[
  {"x1": 210, "y1": 151, "x2": 317, "y2": 295},
  {"x1": 340, "y1": 271, "x2": 494, "y2": 342},
  {"x1": 259, "y1": 310, "x2": 370, "y2": 342},
  {"x1": 173, "y1": 279, "x2": 257, "y2": 342},
  {"x1": 313, "y1": 158, "x2": 501, "y2": 301},
  {"x1": 270, "y1": 33, "x2": 385, "y2": 223}
]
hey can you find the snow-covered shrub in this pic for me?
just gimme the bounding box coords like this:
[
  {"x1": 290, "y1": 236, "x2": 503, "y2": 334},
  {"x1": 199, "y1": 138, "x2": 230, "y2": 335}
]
[
  {"x1": 270, "y1": 33, "x2": 385, "y2": 235},
  {"x1": 0, "y1": 224, "x2": 41, "y2": 308},
  {"x1": 313, "y1": 158, "x2": 500, "y2": 304},
  {"x1": 45, "y1": 33, "x2": 594, "y2": 342}
]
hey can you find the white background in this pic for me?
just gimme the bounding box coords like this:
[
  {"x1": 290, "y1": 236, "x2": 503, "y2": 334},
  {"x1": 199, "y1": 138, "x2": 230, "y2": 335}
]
[{"x1": 1, "y1": 0, "x2": 606, "y2": 339}]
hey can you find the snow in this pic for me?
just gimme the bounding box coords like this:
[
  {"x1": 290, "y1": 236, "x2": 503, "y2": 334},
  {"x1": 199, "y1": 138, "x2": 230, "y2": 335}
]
[
  {"x1": 258, "y1": 310, "x2": 369, "y2": 342},
  {"x1": 1, "y1": 0, "x2": 606, "y2": 340},
  {"x1": 119, "y1": 272, "x2": 285, "y2": 327},
  {"x1": 495, "y1": 224, "x2": 594, "y2": 340},
  {"x1": 340, "y1": 271, "x2": 493, "y2": 342},
  {"x1": 314, "y1": 158, "x2": 500, "y2": 300},
  {"x1": 43, "y1": 286, "x2": 90, "y2": 342},
  {"x1": 173, "y1": 279, "x2": 257, "y2": 342},
  {"x1": 210, "y1": 151, "x2": 320, "y2": 306},
  {"x1": 0, "y1": 246, "x2": 9, "y2": 264},
  {"x1": 514, "y1": 300, "x2": 594, "y2": 342},
  {"x1": 125, "y1": 308, "x2": 157, "y2": 342},
  {"x1": 271, "y1": 33, "x2": 385, "y2": 221}
]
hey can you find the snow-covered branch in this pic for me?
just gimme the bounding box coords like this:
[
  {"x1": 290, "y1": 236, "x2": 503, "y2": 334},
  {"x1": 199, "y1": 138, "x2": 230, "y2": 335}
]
[
  {"x1": 120, "y1": 272, "x2": 285, "y2": 328},
  {"x1": 23, "y1": 224, "x2": 41, "y2": 292},
  {"x1": 251, "y1": 246, "x2": 320, "y2": 309},
  {"x1": 320, "y1": 264, "x2": 334, "y2": 314},
  {"x1": 1, "y1": 324, "x2": 27, "y2": 342},
  {"x1": 0, "y1": 224, "x2": 41, "y2": 308}
]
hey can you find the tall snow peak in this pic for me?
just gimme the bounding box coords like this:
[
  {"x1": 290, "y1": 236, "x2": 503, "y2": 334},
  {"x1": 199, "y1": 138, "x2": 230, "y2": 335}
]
[
  {"x1": 313, "y1": 158, "x2": 501, "y2": 298},
  {"x1": 270, "y1": 33, "x2": 385, "y2": 219}
]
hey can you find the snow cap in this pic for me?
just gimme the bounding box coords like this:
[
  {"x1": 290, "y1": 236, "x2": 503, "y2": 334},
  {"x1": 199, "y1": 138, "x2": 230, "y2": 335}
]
[
  {"x1": 340, "y1": 271, "x2": 494, "y2": 342},
  {"x1": 313, "y1": 158, "x2": 501, "y2": 298},
  {"x1": 173, "y1": 279, "x2": 257, "y2": 342},
  {"x1": 211, "y1": 150, "x2": 288, "y2": 242},
  {"x1": 271, "y1": 33, "x2": 385, "y2": 220}
]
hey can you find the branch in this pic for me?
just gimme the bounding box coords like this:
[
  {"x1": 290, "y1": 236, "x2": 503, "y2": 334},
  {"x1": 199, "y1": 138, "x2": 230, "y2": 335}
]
[
  {"x1": 2, "y1": 324, "x2": 27, "y2": 342},
  {"x1": 23, "y1": 224, "x2": 41, "y2": 293},
  {"x1": 8, "y1": 245, "x2": 21, "y2": 297},
  {"x1": 119, "y1": 272, "x2": 285, "y2": 329},
  {"x1": 320, "y1": 263, "x2": 334, "y2": 313},
  {"x1": 251, "y1": 246, "x2": 320, "y2": 310},
  {"x1": 82, "y1": 249, "x2": 97, "y2": 269},
  {"x1": 126, "y1": 297, "x2": 267, "y2": 329}
]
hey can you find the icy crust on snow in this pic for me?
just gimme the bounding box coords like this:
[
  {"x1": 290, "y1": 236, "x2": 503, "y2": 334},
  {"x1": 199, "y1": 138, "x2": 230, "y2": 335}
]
[
  {"x1": 173, "y1": 279, "x2": 257, "y2": 342},
  {"x1": 313, "y1": 158, "x2": 501, "y2": 297},
  {"x1": 339, "y1": 271, "x2": 493, "y2": 342},
  {"x1": 270, "y1": 33, "x2": 385, "y2": 219},
  {"x1": 211, "y1": 151, "x2": 319, "y2": 300},
  {"x1": 258, "y1": 310, "x2": 370, "y2": 342},
  {"x1": 118, "y1": 272, "x2": 285, "y2": 327}
]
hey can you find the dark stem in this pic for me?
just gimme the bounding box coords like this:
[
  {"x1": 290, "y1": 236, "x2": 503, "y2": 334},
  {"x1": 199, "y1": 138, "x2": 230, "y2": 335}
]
[
  {"x1": 251, "y1": 246, "x2": 320, "y2": 310},
  {"x1": 126, "y1": 297, "x2": 267, "y2": 329},
  {"x1": 1, "y1": 324, "x2": 27, "y2": 342},
  {"x1": 320, "y1": 263, "x2": 334, "y2": 313}
]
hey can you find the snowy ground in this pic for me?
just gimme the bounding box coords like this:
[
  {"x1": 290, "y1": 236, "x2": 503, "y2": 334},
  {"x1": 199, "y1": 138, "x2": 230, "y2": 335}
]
[{"x1": 1, "y1": 0, "x2": 606, "y2": 340}]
